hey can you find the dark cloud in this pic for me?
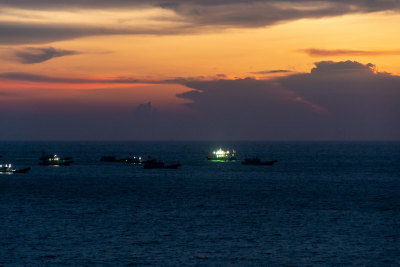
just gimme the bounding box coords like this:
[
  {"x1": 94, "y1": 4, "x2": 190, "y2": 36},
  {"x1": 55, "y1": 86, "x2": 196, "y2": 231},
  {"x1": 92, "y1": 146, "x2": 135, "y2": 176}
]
[
  {"x1": 277, "y1": 61, "x2": 400, "y2": 139},
  {"x1": 134, "y1": 102, "x2": 155, "y2": 118},
  {"x1": 13, "y1": 47, "x2": 79, "y2": 64},
  {"x1": 250, "y1": 69, "x2": 292, "y2": 74},
  {"x1": 0, "y1": 72, "x2": 214, "y2": 85},
  {"x1": 0, "y1": 22, "x2": 192, "y2": 44},
  {"x1": 1, "y1": 0, "x2": 399, "y2": 11},
  {"x1": 0, "y1": 72, "x2": 98, "y2": 83},
  {"x1": 1, "y1": 1, "x2": 400, "y2": 44},
  {"x1": 0, "y1": 23, "x2": 106, "y2": 44},
  {"x1": 162, "y1": 1, "x2": 353, "y2": 28},
  {"x1": 0, "y1": 72, "x2": 141, "y2": 84},
  {"x1": 300, "y1": 48, "x2": 400, "y2": 57},
  {"x1": 175, "y1": 60, "x2": 400, "y2": 140},
  {"x1": 176, "y1": 77, "x2": 327, "y2": 140}
]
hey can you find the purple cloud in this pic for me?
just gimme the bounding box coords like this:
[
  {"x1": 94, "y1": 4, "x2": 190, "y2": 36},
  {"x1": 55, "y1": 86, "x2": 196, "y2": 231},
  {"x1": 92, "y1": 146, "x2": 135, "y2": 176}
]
[{"x1": 13, "y1": 47, "x2": 80, "y2": 64}]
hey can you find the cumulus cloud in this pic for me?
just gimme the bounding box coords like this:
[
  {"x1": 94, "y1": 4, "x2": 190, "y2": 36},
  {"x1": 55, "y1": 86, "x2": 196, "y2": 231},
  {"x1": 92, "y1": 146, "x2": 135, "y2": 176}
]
[
  {"x1": 299, "y1": 48, "x2": 400, "y2": 57},
  {"x1": 134, "y1": 102, "x2": 157, "y2": 118},
  {"x1": 175, "y1": 77, "x2": 329, "y2": 140},
  {"x1": 12, "y1": 47, "x2": 79, "y2": 64},
  {"x1": 176, "y1": 60, "x2": 400, "y2": 140},
  {"x1": 1, "y1": 1, "x2": 400, "y2": 44}
]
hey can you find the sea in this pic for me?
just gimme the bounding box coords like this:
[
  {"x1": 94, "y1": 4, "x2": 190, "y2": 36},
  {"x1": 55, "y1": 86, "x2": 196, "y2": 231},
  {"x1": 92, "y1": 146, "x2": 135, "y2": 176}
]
[{"x1": 0, "y1": 141, "x2": 399, "y2": 266}]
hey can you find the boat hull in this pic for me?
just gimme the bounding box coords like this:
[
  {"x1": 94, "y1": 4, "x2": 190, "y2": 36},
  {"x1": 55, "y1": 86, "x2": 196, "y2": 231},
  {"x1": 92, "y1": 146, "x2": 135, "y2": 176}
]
[
  {"x1": 0, "y1": 167, "x2": 31, "y2": 174},
  {"x1": 13, "y1": 167, "x2": 31, "y2": 173}
]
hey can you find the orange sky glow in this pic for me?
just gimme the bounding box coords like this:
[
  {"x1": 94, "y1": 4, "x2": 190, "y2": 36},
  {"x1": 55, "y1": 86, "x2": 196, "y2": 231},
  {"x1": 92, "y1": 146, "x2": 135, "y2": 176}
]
[{"x1": 1, "y1": 1, "x2": 400, "y2": 140}]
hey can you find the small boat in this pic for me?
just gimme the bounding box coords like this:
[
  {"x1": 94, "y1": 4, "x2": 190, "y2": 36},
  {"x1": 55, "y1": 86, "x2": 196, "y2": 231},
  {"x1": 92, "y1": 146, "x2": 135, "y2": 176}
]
[
  {"x1": 206, "y1": 148, "x2": 237, "y2": 161},
  {"x1": 143, "y1": 159, "x2": 181, "y2": 169},
  {"x1": 241, "y1": 158, "x2": 278, "y2": 166},
  {"x1": 39, "y1": 154, "x2": 73, "y2": 166},
  {"x1": 0, "y1": 163, "x2": 31, "y2": 174},
  {"x1": 122, "y1": 155, "x2": 142, "y2": 164}
]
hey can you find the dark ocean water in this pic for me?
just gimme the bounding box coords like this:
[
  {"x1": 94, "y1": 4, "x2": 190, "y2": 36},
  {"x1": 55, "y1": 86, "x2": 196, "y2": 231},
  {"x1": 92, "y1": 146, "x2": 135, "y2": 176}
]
[{"x1": 0, "y1": 141, "x2": 399, "y2": 266}]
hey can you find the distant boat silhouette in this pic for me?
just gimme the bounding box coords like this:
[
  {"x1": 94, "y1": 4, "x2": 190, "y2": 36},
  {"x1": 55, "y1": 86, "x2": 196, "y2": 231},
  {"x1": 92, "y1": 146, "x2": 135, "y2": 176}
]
[
  {"x1": 39, "y1": 153, "x2": 73, "y2": 166},
  {"x1": 0, "y1": 163, "x2": 30, "y2": 174}
]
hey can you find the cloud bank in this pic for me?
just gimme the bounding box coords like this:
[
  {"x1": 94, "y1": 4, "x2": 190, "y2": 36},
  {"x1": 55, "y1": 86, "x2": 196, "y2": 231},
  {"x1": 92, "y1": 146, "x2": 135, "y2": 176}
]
[
  {"x1": 174, "y1": 60, "x2": 400, "y2": 140},
  {"x1": 1, "y1": 60, "x2": 399, "y2": 140},
  {"x1": 1, "y1": 1, "x2": 400, "y2": 44}
]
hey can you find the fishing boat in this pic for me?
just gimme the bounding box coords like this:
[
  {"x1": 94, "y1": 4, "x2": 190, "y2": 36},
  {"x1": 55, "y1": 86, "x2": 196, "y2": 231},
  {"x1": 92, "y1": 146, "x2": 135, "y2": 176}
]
[
  {"x1": 0, "y1": 163, "x2": 30, "y2": 174},
  {"x1": 39, "y1": 154, "x2": 73, "y2": 166},
  {"x1": 206, "y1": 148, "x2": 237, "y2": 161}
]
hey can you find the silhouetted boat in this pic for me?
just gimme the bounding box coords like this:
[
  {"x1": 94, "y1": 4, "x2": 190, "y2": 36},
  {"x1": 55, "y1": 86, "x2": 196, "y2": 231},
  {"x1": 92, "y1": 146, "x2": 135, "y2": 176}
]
[
  {"x1": 0, "y1": 163, "x2": 30, "y2": 174},
  {"x1": 39, "y1": 154, "x2": 73, "y2": 166},
  {"x1": 241, "y1": 158, "x2": 278, "y2": 165},
  {"x1": 143, "y1": 159, "x2": 181, "y2": 169},
  {"x1": 206, "y1": 148, "x2": 237, "y2": 161}
]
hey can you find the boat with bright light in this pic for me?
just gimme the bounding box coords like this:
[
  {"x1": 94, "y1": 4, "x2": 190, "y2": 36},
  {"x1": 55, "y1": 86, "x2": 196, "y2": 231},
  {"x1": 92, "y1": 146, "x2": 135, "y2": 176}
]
[
  {"x1": 39, "y1": 154, "x2": 73, "y2": 166},
  {"x1": 241, "y1": 158, "x2": 278, "y2": 166},
  {"x1": 206, "y1": 149, "x2": 237, "y2": 161},
  {"x1": 0, "y1": 163, "x2": 30, "y2": 174}
]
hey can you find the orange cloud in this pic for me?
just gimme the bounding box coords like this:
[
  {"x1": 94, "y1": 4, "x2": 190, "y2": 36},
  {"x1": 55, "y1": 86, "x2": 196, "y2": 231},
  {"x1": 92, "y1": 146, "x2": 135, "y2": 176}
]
[{"x1": 299, "y1": 48, "x2": 400, "y2": 57}]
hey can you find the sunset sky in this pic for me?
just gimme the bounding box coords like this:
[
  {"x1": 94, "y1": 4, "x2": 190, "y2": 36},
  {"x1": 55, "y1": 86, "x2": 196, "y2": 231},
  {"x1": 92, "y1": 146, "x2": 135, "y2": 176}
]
[{"x1": 1, "y1": 0, "x2": 400, "y2": 140}]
